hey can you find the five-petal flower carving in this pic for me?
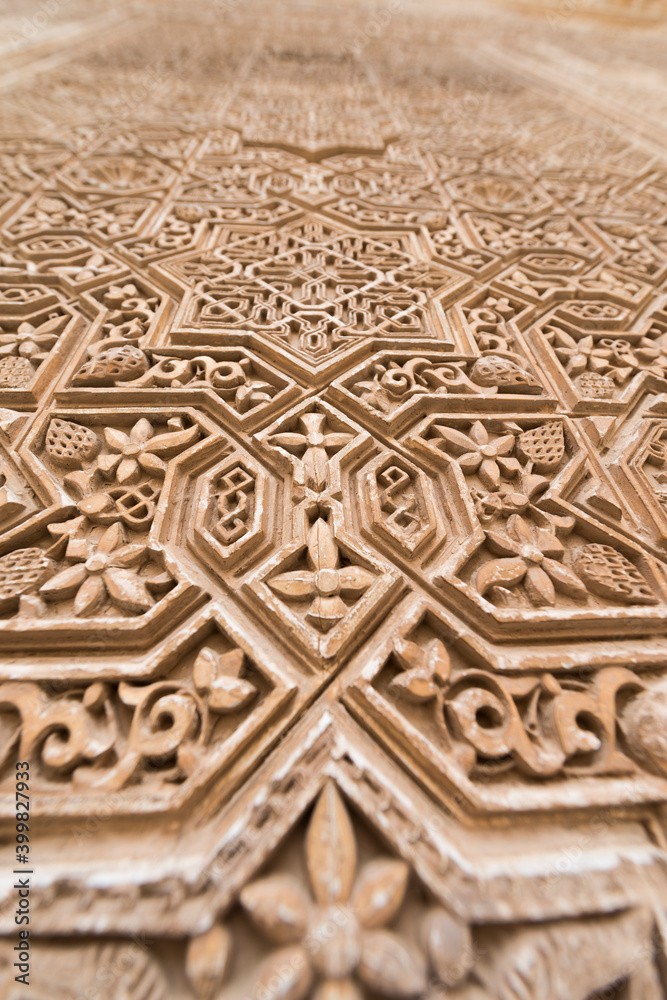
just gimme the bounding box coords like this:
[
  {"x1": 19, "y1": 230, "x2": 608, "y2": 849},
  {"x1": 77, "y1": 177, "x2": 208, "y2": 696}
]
[
  {"x1": 39, "y1": 521, "x2": 170, "y2": 616},
  {"x1": 241, "y1": 782, "x2": 427, "y2": 1000},
  {"x1": 476, "y1": 513, "x2": 587, "y2": 606},
  {"x1": 268, "y1": 518, "x2": 375, "y2": 632}
]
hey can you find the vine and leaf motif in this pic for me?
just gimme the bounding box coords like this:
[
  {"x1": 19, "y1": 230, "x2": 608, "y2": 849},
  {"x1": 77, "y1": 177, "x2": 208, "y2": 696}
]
[
  {"x1": 387, "y1": 637, "x2": 667, "y2": 780},
  {"x1": 110, "y1": 354, "x2": 279, "y2": 412},
  {"x1": 351, "y1": 354, "x2": 541, "y2": 415},
  {"x1": 0, "y1": 645, "x2": 258, "y2": 789},
  {"x1": 71, "y1": 348, "x2": 281, "y2": 414},
  {"x1": 44, "y1": 414, "x2": 201, "y2": 529},
  {"x1": 462, "y1": 293, "x2": 521, "y2": 352},
  {"x1": 92, "y1": 281, "x2": 161, "y2": 352},
  {"x1": 429, "y1": 215, "x2": 493, "y2": 271},
  {"x1": 0, "y1": 517, "x2": 173, "y2": 619}
]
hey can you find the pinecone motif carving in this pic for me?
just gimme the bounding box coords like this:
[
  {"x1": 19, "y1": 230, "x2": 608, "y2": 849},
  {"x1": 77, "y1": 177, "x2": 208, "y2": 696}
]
[
  {"x1": 578, "y1": 371, "x2": 615, "y2": 398},
  {"x1": 0, "y1": 548, "x2": 53, "y2": 613},
  {"x1": 45, "y1": 418, "x2": 101, "y2": 469},
  {"x1": 574, "y1": 544, "x2": 658, "y2": 605},
  {"x1": 72, "y1": 345, "x2": 150, "y2": 386},
  {"x1": 0, "y1": 356, "x2": 33, "y2": 388},
  {"x1": 469, "y1": 355, "x2": 542, "y2": 393},
  {"x1": 516, "y1": 422, "x2": 565, "y2": 472}
]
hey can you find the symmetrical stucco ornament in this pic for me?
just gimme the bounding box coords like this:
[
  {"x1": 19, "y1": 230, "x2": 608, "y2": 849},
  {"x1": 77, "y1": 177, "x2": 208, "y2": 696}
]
[{"x1": 0, "y1": 0, "x2": 666, "y2": 997}]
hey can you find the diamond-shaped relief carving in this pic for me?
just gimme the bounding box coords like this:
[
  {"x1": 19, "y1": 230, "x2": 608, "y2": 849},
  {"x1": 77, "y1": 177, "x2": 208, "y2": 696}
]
[
  {"x1": 191, "y1": 453, "x2": 273, "y2": 574},
  {"x1": 422, "y1": 212, "x2": 500, "y2": 276},
  {"x1": 359, "y1": 451, "x2": 443, "y2": 560},
  {"x1": 80, "y1": 275, "x2": 169, "y2": 354},
  {"x1": 447, "y1": 284, "x2": 537, "y2": 354},
  {"x1": 246, "y1": 505, "x2": 403, "y2": 666},
  {"x1": 257, "y1": 397, "x2": 370, "y2": 498}
]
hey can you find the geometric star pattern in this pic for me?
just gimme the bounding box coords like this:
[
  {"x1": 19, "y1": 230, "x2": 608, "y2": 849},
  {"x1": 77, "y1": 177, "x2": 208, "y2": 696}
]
[{"x1": 0, "y1": 1, "x2": 666, "y2": 997}]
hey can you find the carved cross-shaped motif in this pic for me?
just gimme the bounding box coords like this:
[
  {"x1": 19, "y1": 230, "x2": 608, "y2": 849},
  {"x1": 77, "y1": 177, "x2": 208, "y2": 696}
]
[
  {"x1": 268, "y1": 412, "x2": 354, "y2": 491},
  {"x1": 268, "y1": 517, "x2": 375, "y2": 631}
]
